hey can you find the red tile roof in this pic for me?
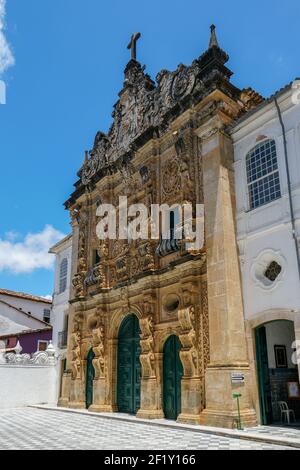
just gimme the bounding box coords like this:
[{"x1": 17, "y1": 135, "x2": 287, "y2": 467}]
[{"x1": 0, "y1": 289, "x2": 52, "y2": 304}]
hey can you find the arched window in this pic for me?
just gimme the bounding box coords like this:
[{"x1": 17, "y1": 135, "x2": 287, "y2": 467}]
[
  {"x1": 59, "y1": 258, "x2": 68, "y2": 294},
  {"x1": 246, "y1": 139, "x2": 281, "y2": 210}
]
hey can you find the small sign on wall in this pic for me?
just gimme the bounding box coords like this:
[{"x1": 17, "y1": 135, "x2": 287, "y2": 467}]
[{"x1": 231, "y1": 373, "x2": 245, "y2": 384}]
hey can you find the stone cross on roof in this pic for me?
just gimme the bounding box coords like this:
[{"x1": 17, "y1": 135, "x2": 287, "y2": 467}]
[{"x1": 127, "y1": 32, "x2": 141, "y2": 61}]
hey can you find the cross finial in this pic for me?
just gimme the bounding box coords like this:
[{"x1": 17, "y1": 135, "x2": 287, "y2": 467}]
[
  {"x1": 209, "y1": 24, "x2": 219, "y2": 49},
  {"x1": 127, "y1": 32, "x2": 141, "y2": 61}
]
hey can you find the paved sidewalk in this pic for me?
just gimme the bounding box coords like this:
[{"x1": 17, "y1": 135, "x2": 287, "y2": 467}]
[
  {"x1": 0, "y1": 407, "x2": 295, "y2": 450},
  {"x1": 31, "y1": 405, "x2": 300, "y2": 449}
]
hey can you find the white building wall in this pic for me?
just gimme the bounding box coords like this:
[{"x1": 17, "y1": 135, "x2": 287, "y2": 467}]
[
  {"x1": 0, "y1": 365, "x2": 57, "y2": 408},
  {"x1": 232, "y1": 89, "x2": 300, "y2": 320},
  {"x1": 0, "y1": 294, "x2": 51, "y2": 323},
  {"x1": 50, "y1": 241, "x2": 72, "y2": 351},
  {"x1": 49, "y1": 236, "x2": 72, "y2": 401},
  {"x1": 231, "y1": 87, "x2": 300, "y2": 416},
  {"x1": 0, "y1": 302, "x2": 46, "y2": 331}
]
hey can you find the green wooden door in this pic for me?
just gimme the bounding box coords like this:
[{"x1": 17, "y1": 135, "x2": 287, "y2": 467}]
[
  {"x1": 117, "y1": 315, "x2": 141, "y2": 414},
  {"x1": 163, "y1": 335, "x2": 183, "y2": 420},
  {"x1": 255, "y1": 326, "x2": 273, "y2": 424},
  {"x1": 86, "y1": 348, "x2": 95, "y2": 409}
]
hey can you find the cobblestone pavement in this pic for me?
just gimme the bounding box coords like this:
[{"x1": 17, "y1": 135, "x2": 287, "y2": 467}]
[{"x1": 0, "y1": 408, "x2": 295, "y2": 450}]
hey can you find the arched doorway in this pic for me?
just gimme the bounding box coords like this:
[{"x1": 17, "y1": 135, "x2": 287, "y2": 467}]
[
  {"x1": 86, "y1": 348, "x2": 95, "y2": 409},
  {"x1": 163, "y1": 335, "x2": 183, "y2": 420},
  {"x1": 255, "y1": 320, "x2": 300, "y2": 425},
  {"x1": 117, "y1": 314, "x2": 141, "y2": 414}
]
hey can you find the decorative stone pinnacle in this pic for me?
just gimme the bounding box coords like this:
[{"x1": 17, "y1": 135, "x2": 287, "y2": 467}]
[
  {"x1": 209, "y1": 24, "x2": 219, "y2": 49},
  {"x1": 14, "y1": 341, "x2": 22, "y2": 355},
  {"x1": 46, "y1": 341, "x2": 56, "y2": 358}
]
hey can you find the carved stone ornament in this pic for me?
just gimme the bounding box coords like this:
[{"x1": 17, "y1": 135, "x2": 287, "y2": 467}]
[
  {"x1": 139, "y1": 316, "x2": 155, "y2": 378},
  {"x1": 162, "y1": 158, "x2": 181, "y2": 196},
  {"x1": 78, "y1": 59, "x2": 203, "y2": 186},
  {"x1": 72, "y1": 273, "x2": 85, "y2": 298},
  {"x1": 70, "y1": 316, "x2": 83, "y2": 380},
  {"x1": 82, "y1": 133, "x2": 109, "y2": 185},
  {"x1": 84, "y1": 264, "x2": 104, "y2": 288},
  {"x1": 92, "y1": 325, "x2": 106, "y2": 380},
  {"x1": 178, "y1": 307, "x2": 199, "y2": 378},
  {"x1": 171, "y1": 64, "x2": 197, "y2": 101}
]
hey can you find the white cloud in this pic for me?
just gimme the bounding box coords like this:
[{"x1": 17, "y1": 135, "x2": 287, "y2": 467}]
[
  {"x1": 0, "y1": 225, "x2": 66, "y2": 274},
  {"x1": 0, "y1": 0, "x2": 15, "y2": 75}
]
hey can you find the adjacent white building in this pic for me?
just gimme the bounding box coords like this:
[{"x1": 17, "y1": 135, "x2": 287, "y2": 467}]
[
  {"x1": 0, "y1": 290, "x2": 53, "y2": 353},
  {"x1": 231, "y1": 80, "x2": 300, "y2": 425},
  {"x1": 0, "y1": 289, "x2": 52, "y2": 324},
  {"x1": 49, "y1": 234, "x2": 72, "y2": 398}
]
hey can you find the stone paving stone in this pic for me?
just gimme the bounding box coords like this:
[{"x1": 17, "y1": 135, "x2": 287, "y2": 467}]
[{"x1": 0, "y1": 408, "x2": 295, "y2": 450}]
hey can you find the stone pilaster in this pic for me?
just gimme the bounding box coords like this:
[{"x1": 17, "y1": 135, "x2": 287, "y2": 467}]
[
  {"x1": 68, "y1": 378, "x2": 85, "y2": 409},
  {"x1": 88, "y1": 378, "x2": 107, "y2": 412},
  {"x1": 199, "y1": 126, "x2": 257, "y2": 428},
  {"x1": 177, "y1": 377, "x2": 203, "y2": 425},
  {"x1": 58, "y1": 371, "x2": 72, "y2": 408},
  {"x1": 137, "y1": 352, "x2": 164, "y2": 419}
]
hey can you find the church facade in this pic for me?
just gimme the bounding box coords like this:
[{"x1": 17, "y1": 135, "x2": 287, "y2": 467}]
[{"x1": 59, "y1": 27, "x2": 263, "y2": 428}]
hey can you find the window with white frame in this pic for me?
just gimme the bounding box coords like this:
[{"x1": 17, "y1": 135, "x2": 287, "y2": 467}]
[
  {"x1": 59, "y1": 258, "x2": 68, "y2": 294},
  {"x1": 43, "y1": 308, "x2": 51, "y2": 323},
  {"x1": 246, "y1": 139, "x2": 281, "y2": 210},
  {"x1": 38, "y1": 340, "x2": 49, "y2": 352}
]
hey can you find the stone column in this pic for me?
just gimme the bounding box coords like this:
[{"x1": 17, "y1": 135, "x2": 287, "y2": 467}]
[{"x1": 199, "y1": 125, "x2": 257, "y2": 428}]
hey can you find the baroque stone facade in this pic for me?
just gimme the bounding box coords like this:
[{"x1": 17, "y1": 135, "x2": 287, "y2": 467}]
[{"x1": 59, "y1": 27, "x2": 263, "y2": 427}]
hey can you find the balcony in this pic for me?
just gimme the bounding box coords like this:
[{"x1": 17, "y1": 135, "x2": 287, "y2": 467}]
[{"x1": 58, "y1": 330, "x2": 68, "y2": 349}]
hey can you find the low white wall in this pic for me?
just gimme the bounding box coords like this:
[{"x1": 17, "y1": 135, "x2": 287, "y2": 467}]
[{"x1": 0, "y1": 364, "x2": 57, "y2": 409}]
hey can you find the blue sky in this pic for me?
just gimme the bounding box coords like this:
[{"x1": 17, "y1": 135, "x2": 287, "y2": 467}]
[{"x1": 0, "y1": 0, "x2": 300, "y2": 297}]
